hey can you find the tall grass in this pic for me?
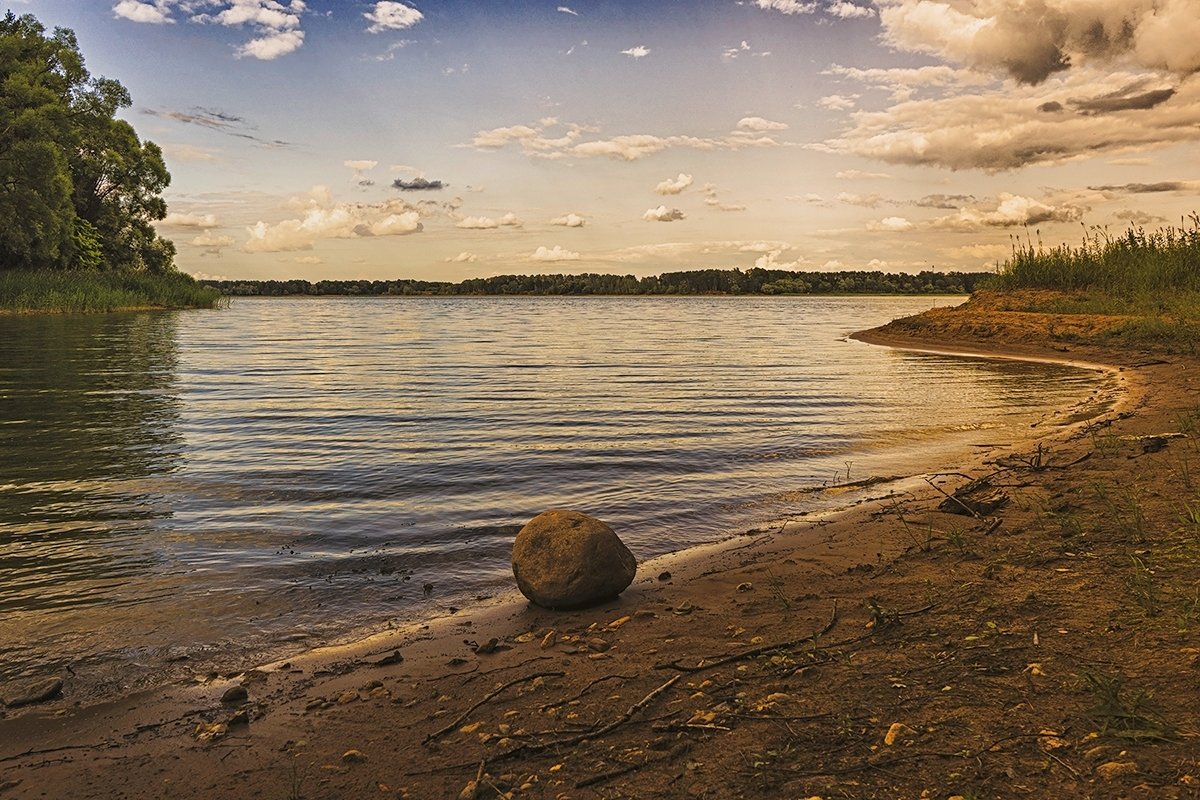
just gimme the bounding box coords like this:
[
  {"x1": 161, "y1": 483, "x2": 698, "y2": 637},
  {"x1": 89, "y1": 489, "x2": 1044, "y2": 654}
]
[
  {"x1": 0, "y1": 270, "x2": 222, "y2": 313},
  {"x1": 993, "y1": 215, "x2": 1200, "y2": 298},
  {"x1": 980, "y1": 215, "x2": 1200, "y2": 350}
]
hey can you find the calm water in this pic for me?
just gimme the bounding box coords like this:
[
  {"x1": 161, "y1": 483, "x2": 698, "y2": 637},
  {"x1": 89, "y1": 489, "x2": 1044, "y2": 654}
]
[{"x1": 0, "y1": 296, "x2": 1108, "y2": 697}]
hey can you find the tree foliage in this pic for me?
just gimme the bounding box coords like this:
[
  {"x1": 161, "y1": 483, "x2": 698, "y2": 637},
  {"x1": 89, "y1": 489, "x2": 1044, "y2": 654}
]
[
  {"x1": 0, "y1": 12, "x2": 175, "y2": 272},
  {"x1": 204, "y1": 268, "x2": 995, "y2": 297}
]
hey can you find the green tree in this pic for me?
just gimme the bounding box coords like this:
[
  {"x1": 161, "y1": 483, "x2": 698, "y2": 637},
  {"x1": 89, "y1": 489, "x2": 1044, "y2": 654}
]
[{"x1": 0, "y1": 12, "x2": 175, "y2": 272}]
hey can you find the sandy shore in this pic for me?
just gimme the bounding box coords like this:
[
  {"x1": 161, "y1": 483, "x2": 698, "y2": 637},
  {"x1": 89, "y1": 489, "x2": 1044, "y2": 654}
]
[{"x1": 4, "y1": 311, "x2": 1200, "y2": 799}]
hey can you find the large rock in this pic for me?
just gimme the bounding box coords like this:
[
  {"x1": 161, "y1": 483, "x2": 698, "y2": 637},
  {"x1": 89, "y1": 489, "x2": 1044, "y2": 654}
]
[{"x1": 512, "y1": 510, "x2": 637, "y2": 609}]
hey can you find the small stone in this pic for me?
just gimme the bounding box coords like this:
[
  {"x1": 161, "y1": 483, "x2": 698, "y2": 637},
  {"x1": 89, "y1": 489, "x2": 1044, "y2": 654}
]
[
  {"x1": 658, "y1": 571, "x2": 672, "y2": 582},
  {"x1": 194, "y1": 722, "x2": 228, "y2": 742},
  {"x1": 884, "y1": 722, "x2": 908, "y2": 746},
  {"x1": 342, "y1": 750, "x2": 368, "y2": 764},
  {"x1": 221, "y1": 685, "x2": 249, "y2": 705},
  {"x1": 228, "y1": 709, "x2": 250, "y2": 726},
  {"x1": 634, "y1": 609, "x2": 657, "y2": 619},
  {"x1": 337, "y1": 691, "x2": 359, "y2": 705},
  {"x1": 540, "y1": 630, "x2": 557, "y2": 649},
  {"x1": 458, "y1": 780, "x2": 479, "y2": 800},
  {"x1": 1096, "y1": 761, "x2": 1137, "y2": 781},
  {"x1": 586, "y1": 638, "x2": 611, "y2": 652},
  {"x1": 736, "y1": 582, "x2": 754, "y2": 592},
  {"x1": 673, "y1": 601, "x2": 694, "y2": 616}
]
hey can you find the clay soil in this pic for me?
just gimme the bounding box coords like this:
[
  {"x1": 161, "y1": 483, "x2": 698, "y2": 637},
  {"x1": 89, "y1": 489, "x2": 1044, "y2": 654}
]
[{"x1": 5, "y1": 296, "x2": 1200, "y2": 799}]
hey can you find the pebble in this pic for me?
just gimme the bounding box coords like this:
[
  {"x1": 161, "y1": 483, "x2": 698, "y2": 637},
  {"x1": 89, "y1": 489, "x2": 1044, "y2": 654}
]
[
  {"x1": 342, "y1": 750, "x2": 368, "y2": 764},
  {"x1": 1096, "y1": 761, "x2": 1137, "y2": 780},
  {"x1": 736, "y1": 582, "x2": 754, "y2": 592}
]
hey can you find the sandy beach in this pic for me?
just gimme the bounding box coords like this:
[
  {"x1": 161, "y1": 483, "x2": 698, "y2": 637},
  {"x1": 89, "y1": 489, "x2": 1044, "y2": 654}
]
[{"x1": 4, "y1": 306, "x2": 1200, "y2": 800}]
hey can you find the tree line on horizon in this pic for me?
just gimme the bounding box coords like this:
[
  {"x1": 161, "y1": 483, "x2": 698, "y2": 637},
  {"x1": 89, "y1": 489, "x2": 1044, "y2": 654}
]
[
  {"x1": 0, "y1": 12, "x2": 176, "y2": 274},
  {"x1": 201, "y1": 268, "x2": 995, "y2": 297}
]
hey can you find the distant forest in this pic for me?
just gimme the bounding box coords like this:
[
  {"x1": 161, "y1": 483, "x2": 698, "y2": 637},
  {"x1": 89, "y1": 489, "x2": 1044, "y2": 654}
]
[{"x1": 202, "y1": 268, "x2": 994, "y2": 297}]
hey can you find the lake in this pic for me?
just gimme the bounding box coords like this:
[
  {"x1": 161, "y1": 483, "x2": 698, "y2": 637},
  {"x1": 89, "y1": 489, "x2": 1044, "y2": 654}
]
[{"x1": 0, "y1": 296, "x2": 1109, "y2": 699}]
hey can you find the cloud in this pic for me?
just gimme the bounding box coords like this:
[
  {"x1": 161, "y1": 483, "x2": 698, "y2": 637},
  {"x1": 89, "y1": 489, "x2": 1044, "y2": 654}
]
[
  {"x1": 1072, "y1": 84, "x2": 1177, "y2": 115},
  {"x1": 189, "y1": 233, "x2": 236, "y2": 254},
  {"x1": 929, "y1": 193, "x2": 1085, "y2": 230},
  {"x1": 455, "y1": 212, "x2": 523, "y2": 229},
  {"x1": 822, "y1": 63, "x2": 992, "y2": 102},
  {"x1": 344, "y1": 160, "x2": 378, "y2": 180},
  {"x1": 550, "y1": 213, "x2": 587, "y2": 227},
  {"x1": 703, "y1": 183, "x2": 746, "y2": 212},
  {"x1": 621, "y1": 45, "x2": 651, "y2": 59},
  {"x1": 531, "y1": 245, "x2": 581, "y2": 262},
  {"x1": 143, "y1": 107, "x2": 293, "y2": 148},
  {"x1": 655, "y1": 173, "x2": 694, "y2": 195},
  {"x1": 1087, "y1": 181, "x2": 1197, "y2": 194},
  {"x1": 159, "y1": 211, "x2": 219, "y2": 228},
  {"x1": 237, "y1": 29, "x2": 304, "y2": 60},
  {"x1": 1115, "y1": 209, "x2": 1167, "y2": 225},
  {"x1": 836, "y1": 191, "x2": 883, "y2": 207},
  {"x1": 836, "y1": 169, "x2": 892, "y2": 180},
  {"x1": 393, "y1": 177, "x2": 447, "y2": 191},
  {"x1": 365, "y1": 1, "x2": 423, "y2": 33},
  {"x1": 470, "y1": 118, "x2": 785, "y2": 161},
  {"x1": 818, "y1": 94, "x2": 859, "y2": 111},
  {"x1": 557, "y1": 5, "x2": 578, "y2": 15},
  {"x1": 160, "y1": 143, "x2": 219, "y2": 161},
  {"x1": 821, "y1": 68, "x2": 1200, "y2": 171},
  {"x1": 446, "y1": 251, "x2": 478, "y2": 263},
  {"x1": 914, "y1": 193, "x2": 975, "y2": 209},
  {"x1": 113, "y1": 1, "x2": 173, "y2": 24},
  {"x1": 737, "y1": 116, "x2": 789, "y2": 132},
  {"x1": 828, "y1": 2, "x2": 874, "y2": 19},
  {"x1": 244, "y1": 187, "x2": 424, "y2": 252},
  {"x1": 877, "y1": 0, "x2": 1200, "y2": 84},
  {"x1": 868, "y1": 216, "x2": 914, "y2": 231},
  {"x1": 752, "y1": 0, "x2": 817, "y2": 14},
  {"x1": 643, "y1": 206, "x2": 686, "y2": 222}
]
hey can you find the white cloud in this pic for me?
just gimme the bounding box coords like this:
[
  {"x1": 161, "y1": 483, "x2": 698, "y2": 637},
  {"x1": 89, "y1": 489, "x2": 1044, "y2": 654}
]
[
  {"x1": 868, "y1": 216, "x2": 914, "y2": 232},
  {"x1": 470, "y1": 118, "x2": 784, "y2": 161},
  {"x1": 160, "y1": 211, "x2": 219, "y2": 228},
  {"x1": 446, "y1": 252, "x2": 478, "y2": 263},
  {"x1": 655, "y1": 173, "x2": 694, "y2": 195},
  {"x1": 703, "y1": 183, "x2": 746, "y2": 212},
  {"x1": 531, "y1": 245, "x2": 582, "y2": 262},
  {"x1": 236, "y1": 29, "x2": 304, "y2": 60},
  {"x1": 643, "y1": 205, "x2": 686, "y2": 222},
  {"x1": 160, "y1": 143, "x2": 219, "y2": 161},
  {"x1": 189, "y1": 233, "x2": 236, "y2": 247},
  {"x1": 557, "y1": 5, "x2": 578, "y2": 15},
  {"x1": 455, "y1": 212, "x2": 523, "y2": 229},
  {"x1": 295, "y1": 256, "x2": 322, "y2": 264},
  {"x1": 836, "y1": 191, "x2": 884, "y2": 208},
  {"x1": 365, "y1": 1, "x2": 423, "y2": 33},
  {"x1": 621, "y1": 45, "x2": 651, "y2": 59},
  {"x1": 244, "y1": 188, "x2": 424, "y2": 252},
  {"x1": 550, "y1": 213, "x2": 587, "y2": 227},
  {"x1": 753, "y1": 0, "x2": 817, "y2": 14},
  {"x1": 737, "y1": 116, "x2": 789, "y2": 132},
  {"x1": 344, "y1": 159, "x2": 379, "y2": 179},
  {"x1": 836, "y1": 169, "x2": 893, "y2": 180},
  {"x1": 828, "y1": 2, "x2": 874, "y2": 19},
  {"x1": 929, "y1": 193, "x2": 1085, "y2": 230},
  {"x1": 113, "y1": 1, "x2": 173, "y2": 24},
  {"x1": 818, "y1": 94, "x2": 859, "y2": 111}
]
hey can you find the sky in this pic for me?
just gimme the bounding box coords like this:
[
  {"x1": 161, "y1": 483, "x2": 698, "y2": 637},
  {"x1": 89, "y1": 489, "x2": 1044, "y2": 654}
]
[{"x1": 12, "y1": 0, "x2": 1200, "y2": 281}]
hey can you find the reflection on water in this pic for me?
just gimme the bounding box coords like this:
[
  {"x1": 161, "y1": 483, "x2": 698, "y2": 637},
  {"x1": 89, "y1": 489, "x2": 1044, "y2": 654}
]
[{"x1": 0, "y1": 297, "x2": 1110, "y2": 697}]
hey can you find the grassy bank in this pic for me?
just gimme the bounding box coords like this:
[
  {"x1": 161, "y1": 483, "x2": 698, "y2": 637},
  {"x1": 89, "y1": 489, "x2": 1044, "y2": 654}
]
[
  {"x1": 0, "y1": 270, "x2": 223, "y2": 313},
  {"x1": 983, "y1": 217, "x2": 1200, "y2": 349}
]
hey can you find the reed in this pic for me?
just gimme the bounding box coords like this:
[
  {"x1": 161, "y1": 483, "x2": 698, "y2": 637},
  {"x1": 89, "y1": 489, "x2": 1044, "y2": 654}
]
[{"x1": 0, "y1": 270, "x2": 222, "y2": 313}]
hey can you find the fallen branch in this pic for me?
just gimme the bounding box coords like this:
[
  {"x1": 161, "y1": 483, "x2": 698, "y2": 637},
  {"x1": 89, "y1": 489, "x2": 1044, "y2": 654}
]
[
  {"x1": 539, "y1": 673, "x2": 637, "y2": 712},
  {"x1": 423, "y1": 671, "x2": 564, "y2": 745},
  {"x1": 654, "y1": 602, "x2": 838, "y2": 673}
]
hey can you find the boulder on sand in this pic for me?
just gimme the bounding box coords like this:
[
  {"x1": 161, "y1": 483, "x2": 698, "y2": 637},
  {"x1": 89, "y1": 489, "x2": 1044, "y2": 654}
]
[{"x1": 511, "y1": 510, "x2": 637, "y2": 609}]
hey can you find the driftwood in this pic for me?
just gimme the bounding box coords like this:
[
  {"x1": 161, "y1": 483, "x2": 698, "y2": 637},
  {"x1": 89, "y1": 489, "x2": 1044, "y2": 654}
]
[{"x1": 654, "y1": 602, "x2": 839, "y2": 673}]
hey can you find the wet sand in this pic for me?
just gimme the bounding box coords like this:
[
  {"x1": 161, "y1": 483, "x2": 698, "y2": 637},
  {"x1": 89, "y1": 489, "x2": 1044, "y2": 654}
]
[{"x1": 5, "y1": 305, "x2": 1200, "y2": 799}]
